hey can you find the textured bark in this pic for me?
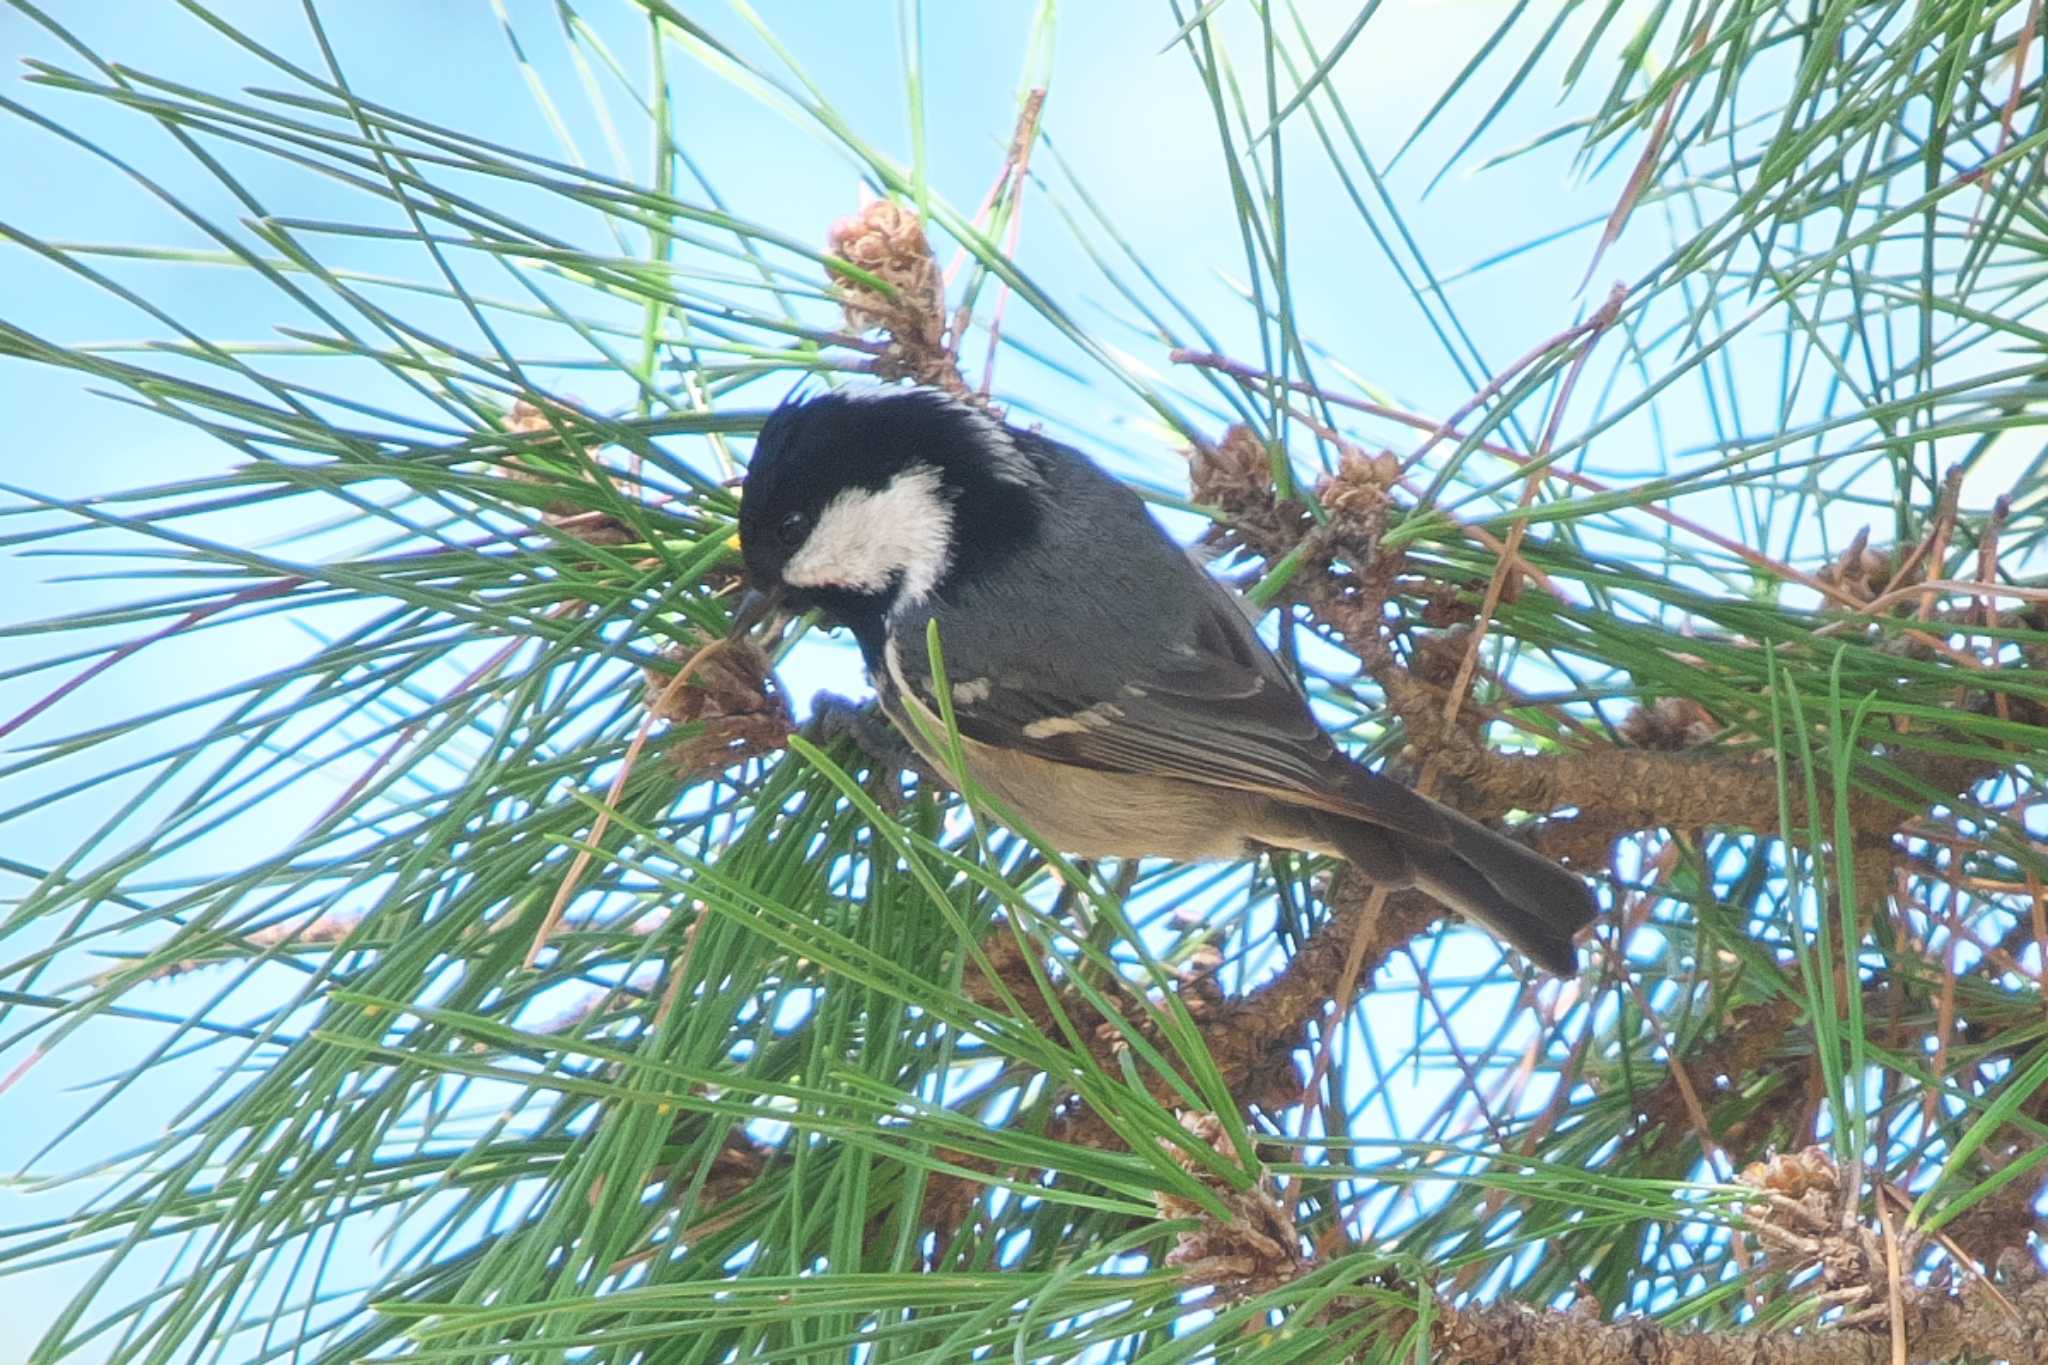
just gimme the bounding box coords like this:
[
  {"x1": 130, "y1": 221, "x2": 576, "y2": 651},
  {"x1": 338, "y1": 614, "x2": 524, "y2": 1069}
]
[{"x1": 1440, "y1": 1263, "x2": 2048, "y2": 1364}]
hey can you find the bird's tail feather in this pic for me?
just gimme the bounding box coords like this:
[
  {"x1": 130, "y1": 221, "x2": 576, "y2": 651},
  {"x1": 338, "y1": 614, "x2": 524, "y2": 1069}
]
[{"x1": 1315, "y1": 807, "x2": 1595, "y2": 976}]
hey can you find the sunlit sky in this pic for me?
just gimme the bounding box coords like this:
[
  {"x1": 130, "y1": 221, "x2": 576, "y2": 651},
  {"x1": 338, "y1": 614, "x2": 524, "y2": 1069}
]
[{"x1": 3, "y1": 1, "x2": 1990, "y2": 1356}]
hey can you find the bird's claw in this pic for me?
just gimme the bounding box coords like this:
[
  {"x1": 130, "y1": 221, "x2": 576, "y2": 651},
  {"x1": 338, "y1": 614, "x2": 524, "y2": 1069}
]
[{"x1": 800, "y1": 693, "x2": 940, "y2": 811}]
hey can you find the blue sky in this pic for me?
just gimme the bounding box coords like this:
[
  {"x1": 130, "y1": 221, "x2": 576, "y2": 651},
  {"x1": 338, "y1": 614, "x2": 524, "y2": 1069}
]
[{"x1": 0, "y1": 1, "x2": 1893, "y2": 1357}]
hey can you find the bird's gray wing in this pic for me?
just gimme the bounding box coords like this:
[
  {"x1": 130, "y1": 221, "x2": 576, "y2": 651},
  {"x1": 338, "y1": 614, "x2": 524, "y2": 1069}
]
[{"x1": 895, "y1": 556, "x2": 1449, "y2": 843}]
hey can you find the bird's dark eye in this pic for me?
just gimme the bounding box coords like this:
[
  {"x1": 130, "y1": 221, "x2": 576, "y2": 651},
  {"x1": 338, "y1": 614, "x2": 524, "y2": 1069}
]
[{"x1": 776, "y1": 509, "x2": 810, "y2": 547}]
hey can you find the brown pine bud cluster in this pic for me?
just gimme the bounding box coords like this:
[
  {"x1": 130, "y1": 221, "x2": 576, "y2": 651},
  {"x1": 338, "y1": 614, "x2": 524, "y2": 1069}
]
[
  {"x1": 642, "y1": 632, "x2": 793, "y2": 781},
  {"x1": 1735, "y1": 1145, "x2": 1905, "y2": 1332},
  {"x1": 1189, "y1": 424, "x2": 1275, "y2": 512},
  {"x1": 1188, "y1": 425, "x2": 1316, "y2": 559},
  {"x1": 1152, "y1": 1111, "x2": 1307, "y2": 1296},
  {"x1": 499, "y1": 397, "x2": 637, "y2": 546},
  {"x1": 1316, "y1": 446, "x2": 1401, "y2": 522},
  {"x1": 1813, "y1": 525, "x2": 1898, "y2": 605},
  {"x1": 827, "y1": 201, "x2": 965, "y2": 396},
  {"x1": 1739, "y1": 1145, "x2": 1839, "y2": 1204},
  {"x1": 1619, "y1": 696, "x2": 1720, "y2": 750}
]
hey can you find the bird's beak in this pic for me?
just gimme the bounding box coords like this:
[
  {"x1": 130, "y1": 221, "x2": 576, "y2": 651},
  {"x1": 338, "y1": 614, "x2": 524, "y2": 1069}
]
[{"x1": 727, "y1": 585, "x2": 782, "y2": 639}]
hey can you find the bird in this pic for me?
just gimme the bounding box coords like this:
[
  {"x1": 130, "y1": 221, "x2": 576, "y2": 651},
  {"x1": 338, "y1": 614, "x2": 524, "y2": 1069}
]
[{"x1": 728, "y1": 385, "x2": 1596, "y2": 974}]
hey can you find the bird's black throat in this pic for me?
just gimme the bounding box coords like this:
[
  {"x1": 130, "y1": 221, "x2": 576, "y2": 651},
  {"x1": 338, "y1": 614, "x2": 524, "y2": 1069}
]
[{"x1": 789, "y1": 582, "x2": 894, "y2": 670}]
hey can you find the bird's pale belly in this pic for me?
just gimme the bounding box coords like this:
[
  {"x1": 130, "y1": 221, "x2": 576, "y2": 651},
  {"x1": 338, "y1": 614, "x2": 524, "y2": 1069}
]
[{"x1": 880, "y1": 682, "x2": 1328, "y2": 862}]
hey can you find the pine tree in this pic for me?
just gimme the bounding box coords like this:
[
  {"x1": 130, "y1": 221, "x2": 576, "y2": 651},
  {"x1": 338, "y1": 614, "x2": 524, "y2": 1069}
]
[{"x1": 2, "y1": 5, "x2": 2045, "y2": 1361}]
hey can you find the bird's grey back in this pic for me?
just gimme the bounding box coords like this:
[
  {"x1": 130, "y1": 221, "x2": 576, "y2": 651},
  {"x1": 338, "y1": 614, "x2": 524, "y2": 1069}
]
[{"x1": 902, "y1": 436, "x2": 1259, "y2": 700}]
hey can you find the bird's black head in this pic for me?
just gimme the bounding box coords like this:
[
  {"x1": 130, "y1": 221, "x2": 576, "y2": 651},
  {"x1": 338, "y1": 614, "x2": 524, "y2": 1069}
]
[{"x1": 735, "y1": 386, "x2": 1044, "y2": 661}]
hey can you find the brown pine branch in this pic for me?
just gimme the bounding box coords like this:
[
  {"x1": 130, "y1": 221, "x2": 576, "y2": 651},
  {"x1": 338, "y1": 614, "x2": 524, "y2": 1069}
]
[
  {"x1": 1186, "y1": 422, "x2": 2040, "y2": 873},
  {"x1": 1437, "y1": 1259, "x2": 2048, "y2": 1365}
]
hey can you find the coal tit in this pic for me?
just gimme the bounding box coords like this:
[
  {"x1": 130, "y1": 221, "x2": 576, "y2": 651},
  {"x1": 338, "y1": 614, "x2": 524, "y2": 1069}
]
[{"x1": 731, "y1": 386, "x2": 1595, "y2": 974}]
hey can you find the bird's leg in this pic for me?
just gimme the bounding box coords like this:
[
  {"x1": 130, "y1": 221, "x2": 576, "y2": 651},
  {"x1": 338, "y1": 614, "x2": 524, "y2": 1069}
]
[{"x1": 800, "y1": 692, "x2": 941, "y2": 809}]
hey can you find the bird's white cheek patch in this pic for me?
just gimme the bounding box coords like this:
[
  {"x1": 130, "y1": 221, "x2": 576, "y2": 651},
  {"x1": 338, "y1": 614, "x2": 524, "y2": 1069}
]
[{"x1": 783, "y1": 465, "x2": 953, "y2": 603}]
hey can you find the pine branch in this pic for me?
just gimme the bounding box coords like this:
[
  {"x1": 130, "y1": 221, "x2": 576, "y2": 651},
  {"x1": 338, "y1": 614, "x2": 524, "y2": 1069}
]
[{"x1": 1439, "y1": 1256, "x2": 2048, "y2": 1365}]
